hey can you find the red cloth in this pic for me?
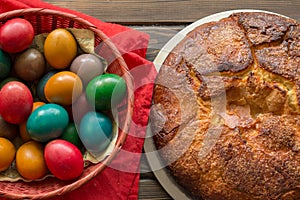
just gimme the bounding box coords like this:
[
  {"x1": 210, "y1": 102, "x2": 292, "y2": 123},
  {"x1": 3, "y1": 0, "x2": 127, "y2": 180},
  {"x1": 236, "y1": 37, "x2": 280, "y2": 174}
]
[{"x1": 0, "y1": 1, "x2": 157, "y2": 199}]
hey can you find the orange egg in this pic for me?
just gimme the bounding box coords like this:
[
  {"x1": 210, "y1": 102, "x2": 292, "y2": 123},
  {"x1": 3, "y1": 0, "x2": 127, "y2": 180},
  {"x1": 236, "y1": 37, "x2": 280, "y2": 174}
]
[
  {"x1": 19, "y1": 101, "x2": 45, "y2": 142},
  {"x1": 19, "y1": 122, "x2": 31, "y2": 142},
  {"x1": 32, "y1": 101, "x2": 45, "y2": 111},
  {"x1": 0, "y1": 137, "x2": 16, "y2": 172},
  {"x1": 44, "y1": 71, "x2": 83, "y2": 106},
  {"x1": 16, "y1": 141, "x2": 47, "y2": 180},
  {"x1": 44, "y1": 28, "x2": 77, "y2": 69}
]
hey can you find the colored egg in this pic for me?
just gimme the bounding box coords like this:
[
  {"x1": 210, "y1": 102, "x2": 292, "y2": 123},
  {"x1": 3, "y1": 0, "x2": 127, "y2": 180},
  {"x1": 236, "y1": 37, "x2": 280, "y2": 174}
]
[
  {"x1": 70, "y1": 53, "x2": 104, "y2": 87},
  {"x1": 86, "y1": 74, "x2": 127, "y2": 111},
  {"x1": 44, "y1": 139, "x2": 84, "y2": 181},
  {"x1": 0, "y1": 77, "x2": 21, "y2": 89},
  {"x1": 44, "y1": 71, "x2": 83, "y2": 106},
  {"x1": 72, "y1": 92, "x2": 93, "y2": 124},
  {"x1": 16, "y1": 141, "x2": 47, "y2": 180},
  {"x1": 0, "y1": 18, "x2": 34, "y2": 53},
  {"x1": 79, "y1": 111, "x2": 112, "y2": 155},
  {"x1": 32, "y1": 101, "x2": 46, "y2": 111},
  {"x1": 0, "y1": 137, "x2": 16, "y2": 172},
  {"x1": 44, "y1": 28, "x2": 77, "y2": 69},
  {"x1": 60, "y1": 122, "x2": 83, "y2": 150},
  {"x1": 0, "y1": 49, "x2": 11, "y2": 79},
  {"x1": 27, "y1": 103, "x2": 69, "y2": 142},
  {"x1": 19, "y1": 101, "x2": 46, "y2": 142},
  {"x1": 0, "y1": 115, "x2": 18, "y2": 140},
  {"x1": 36, "y1": 71, "x2": 57, "y2": 102},
  {"x1": 14, "y1": 48, "x2": 46, "y2": 81},
  {"x1": 0, "y1": 81, "x2": 33, "y2": 124}
]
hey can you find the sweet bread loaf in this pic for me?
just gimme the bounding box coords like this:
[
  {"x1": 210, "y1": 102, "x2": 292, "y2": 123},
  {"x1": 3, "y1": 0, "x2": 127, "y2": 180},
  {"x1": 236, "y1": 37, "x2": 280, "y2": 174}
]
[{"x1": 150, "y1": 12, "x2": 300, "y2": 199}]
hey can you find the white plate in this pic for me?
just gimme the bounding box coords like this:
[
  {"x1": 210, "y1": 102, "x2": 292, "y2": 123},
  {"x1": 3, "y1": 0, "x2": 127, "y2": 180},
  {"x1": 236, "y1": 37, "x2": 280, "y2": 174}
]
[{"x1": 145, "y1": 9, "x2": 291, "y2": 200}]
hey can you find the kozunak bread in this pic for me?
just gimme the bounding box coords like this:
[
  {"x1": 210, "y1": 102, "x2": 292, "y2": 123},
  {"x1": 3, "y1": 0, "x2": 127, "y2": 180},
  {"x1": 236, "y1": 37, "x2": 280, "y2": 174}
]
[{"x1": 150, "y1": 12, "x2": 300, "y2": 200}]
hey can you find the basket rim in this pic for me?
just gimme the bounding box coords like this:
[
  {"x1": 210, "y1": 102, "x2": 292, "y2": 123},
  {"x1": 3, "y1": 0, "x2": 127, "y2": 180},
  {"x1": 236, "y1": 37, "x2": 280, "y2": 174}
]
[{"x1": 0, "y1": 8, "x2": 134, "y2": 199}]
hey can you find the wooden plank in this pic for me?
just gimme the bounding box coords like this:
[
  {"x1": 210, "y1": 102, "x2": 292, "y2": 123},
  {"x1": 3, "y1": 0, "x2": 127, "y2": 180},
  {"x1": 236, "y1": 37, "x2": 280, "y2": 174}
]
[
  {"x1": 138, "y1": 179, "x2": 171, "y2": 200},
  {"x1": 45, "y1": 0, "x2": 300, "y2": 25},
  {"x1": 133, "y1": 26, "x2": 183, "y2": 61}
]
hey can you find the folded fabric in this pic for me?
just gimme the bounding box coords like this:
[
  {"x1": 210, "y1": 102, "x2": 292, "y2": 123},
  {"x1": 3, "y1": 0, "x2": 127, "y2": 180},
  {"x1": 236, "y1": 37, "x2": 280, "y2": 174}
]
[{"x1": 0, "y1": 0, "x2": 157, "y2": 199}]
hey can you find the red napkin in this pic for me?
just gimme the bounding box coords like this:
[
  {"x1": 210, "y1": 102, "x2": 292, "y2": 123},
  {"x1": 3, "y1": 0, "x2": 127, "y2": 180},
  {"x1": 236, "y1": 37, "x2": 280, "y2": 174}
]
[{"x1": 0, "y1": 0, "x2": 157, "y2": 199}]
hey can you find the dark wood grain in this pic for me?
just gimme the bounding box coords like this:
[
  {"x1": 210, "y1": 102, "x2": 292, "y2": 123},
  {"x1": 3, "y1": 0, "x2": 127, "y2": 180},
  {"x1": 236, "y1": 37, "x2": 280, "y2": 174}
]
[
  {"x1": 133, "y1": 26, "x2": 183, "y2": 61},
  {"x1": 44, "y1": 0, "x2": 300, "y2": 25},
  {"x1": 138, "y1": 180, "x2": 171, "y2": 200}
]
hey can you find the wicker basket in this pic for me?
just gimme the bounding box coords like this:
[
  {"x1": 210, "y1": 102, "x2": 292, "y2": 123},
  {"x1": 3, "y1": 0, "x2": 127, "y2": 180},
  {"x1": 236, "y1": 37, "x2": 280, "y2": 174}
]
[{"x1": 0, "y1": 8, "x2": 133, "y2": 199}]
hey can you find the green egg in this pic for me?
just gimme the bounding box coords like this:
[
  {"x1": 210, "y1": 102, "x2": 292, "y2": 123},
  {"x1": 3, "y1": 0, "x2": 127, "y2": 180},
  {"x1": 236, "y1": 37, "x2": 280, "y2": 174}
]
[
  {"x1": 60, "y1": 122, "x2": 83, "y2": 150},
  {"x1": 27, "y1": 103, "x2": 69, "y2": 142},
  {"x1": 85, "y1": 74, "x2": 127, "y2": 111},
  {"x1": 0, "y1": 77, "x2": 21, "y2": 89},
  {"x1": 0, "y1": 49, "x2": 12, "y2": 80}
]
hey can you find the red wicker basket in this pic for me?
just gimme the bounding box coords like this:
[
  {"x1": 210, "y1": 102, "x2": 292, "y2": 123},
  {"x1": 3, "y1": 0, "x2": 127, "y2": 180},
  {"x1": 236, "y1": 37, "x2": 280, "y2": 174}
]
[{"x1": 0, "y1": 8, "x2": 134, "y2": 199}]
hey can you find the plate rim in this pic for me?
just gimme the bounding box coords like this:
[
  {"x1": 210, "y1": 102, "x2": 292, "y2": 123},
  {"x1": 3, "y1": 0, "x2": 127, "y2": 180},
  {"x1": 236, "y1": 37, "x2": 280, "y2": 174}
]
[{"x1": 145, "y1": 9, "x2": 292, "y2": 200}]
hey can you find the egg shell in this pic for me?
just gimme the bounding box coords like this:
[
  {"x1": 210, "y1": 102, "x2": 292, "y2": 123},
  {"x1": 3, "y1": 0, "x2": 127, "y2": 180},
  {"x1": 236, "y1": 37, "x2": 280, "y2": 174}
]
[
  {"x1": 86, "y1": 74, "x2": 127, "y2": 111},
  {"x1": 70, "y1": 53, "x2": 104, "y2": 87},
  {"x1": 44, "y1": 139, "x2": 84, "y2": 181},
  {"x1": 19, "y1": 101, "x2": 46, "y2": 142},
  {"x1": 79, "y1": 111, "x2": 113, "y2": 155},
  {"x1": 16, "y1": 141, "x2": 47, "y2": 180},
  {"x1": 0, "y1": 77, "x2": 21, "y2": 89},
  {"x1": 72, "y1": 92, "x2": 93, "y2": 124},
  {"x1": 26, "y1": 103, "x2": 69, "y2": 142},
  {"x1": 0, "y1": 18, "x2": 34, "y2": 53},
  {"x1": 14, "y1": 48, "x2": 46, "y2": 81},
  {"x1": 44, "y1": 28, "x2": 77, "y2": 69},
  {"x1": 44, "y1": 71, "x2": 83, "y2": 106},
  {"x1": 0, "y1": 81, "x2": 33, "y2": 124},
  {"x1": 60, "y1": 122, "x2": 83, "y2": 150},
  {"x1": 36, "y1": 71, "x2": 57, "y2": 102},
  {"x1": 0, "y1": 49, "x2": 12, "y2": 79},
  {"x1": 0, "y1": 115, "x2": 18, "y2": 140}
]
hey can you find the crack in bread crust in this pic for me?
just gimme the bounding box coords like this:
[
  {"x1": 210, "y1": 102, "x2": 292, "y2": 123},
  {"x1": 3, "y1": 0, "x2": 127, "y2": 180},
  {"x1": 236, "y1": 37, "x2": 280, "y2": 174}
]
[{"x1": 151, "y1": 12, "x2": 300, "y2": 200}]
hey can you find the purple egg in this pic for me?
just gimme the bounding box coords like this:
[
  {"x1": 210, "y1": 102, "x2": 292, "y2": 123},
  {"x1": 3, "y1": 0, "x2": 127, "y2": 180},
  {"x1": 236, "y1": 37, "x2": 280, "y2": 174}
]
[{"x1": 70, "y1": 54, "x2": 104, "y2": 87}]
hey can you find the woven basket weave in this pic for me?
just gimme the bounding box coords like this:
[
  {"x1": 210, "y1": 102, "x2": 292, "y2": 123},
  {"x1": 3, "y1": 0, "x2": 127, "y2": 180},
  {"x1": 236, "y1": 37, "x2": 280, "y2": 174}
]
[{"x1": 0, "y1": 8, "x2": 133, "y2": 199}]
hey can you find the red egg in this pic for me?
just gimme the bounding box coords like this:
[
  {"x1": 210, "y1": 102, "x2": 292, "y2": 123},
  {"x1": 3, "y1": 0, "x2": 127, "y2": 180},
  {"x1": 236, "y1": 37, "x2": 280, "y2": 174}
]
[
  {"x1": 0, "y1": 18, "x2": 34, "y2": 53},
  {"x1": 44, "y1": 139, "x2": 84, "y2": 181},
  {"x1": 0, "y1": 81, "x2": 33, "y2": 124}
]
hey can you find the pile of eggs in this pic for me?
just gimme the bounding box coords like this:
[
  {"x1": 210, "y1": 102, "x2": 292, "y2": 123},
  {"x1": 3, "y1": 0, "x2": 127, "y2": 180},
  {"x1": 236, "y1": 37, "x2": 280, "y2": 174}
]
[{"x1": 0, "y1": 18, "x2": 127, "y2": 181}]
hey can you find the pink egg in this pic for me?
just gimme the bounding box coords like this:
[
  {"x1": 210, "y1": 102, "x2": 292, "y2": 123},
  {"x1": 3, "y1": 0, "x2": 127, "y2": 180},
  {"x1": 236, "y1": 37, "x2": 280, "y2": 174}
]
[
  {"x1": 72, "y1": 92, "x2": 93, "y2": 124},
  {"x1": 70, "y1": 53, "x2": 104, "y2": 87}
]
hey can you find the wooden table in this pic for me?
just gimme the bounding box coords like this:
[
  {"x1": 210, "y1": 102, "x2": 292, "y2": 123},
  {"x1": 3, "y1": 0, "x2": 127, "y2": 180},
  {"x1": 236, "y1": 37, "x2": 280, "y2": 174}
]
[{"x1": 44, "y1": 1, "x2": 300, "y2": 199}]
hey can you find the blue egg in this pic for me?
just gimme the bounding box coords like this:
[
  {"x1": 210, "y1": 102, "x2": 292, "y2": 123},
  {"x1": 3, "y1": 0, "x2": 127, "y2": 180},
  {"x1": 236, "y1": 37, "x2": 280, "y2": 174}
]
[
  {"x1": 79, "y1": 111, "x2": 113, "y2": 155},
  {"x1": 0, "y1": 49, "x2": 12, "y2": 79},
  {"x1": 27, "y1": 103, "x2": 69, "y2": 142},
  {"x1": 36, "y1": 71, "x2": 57, "y2": 102}
]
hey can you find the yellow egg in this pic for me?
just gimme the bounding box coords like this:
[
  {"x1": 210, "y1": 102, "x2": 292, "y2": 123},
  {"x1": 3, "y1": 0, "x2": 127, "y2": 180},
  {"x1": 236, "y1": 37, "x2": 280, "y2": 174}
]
[
  {"x1": 44, "y1": 29, "x2": 77, "y2": 69},
  {"x1": 44, "y1": 71, "x2": 83, "y2": 106}
]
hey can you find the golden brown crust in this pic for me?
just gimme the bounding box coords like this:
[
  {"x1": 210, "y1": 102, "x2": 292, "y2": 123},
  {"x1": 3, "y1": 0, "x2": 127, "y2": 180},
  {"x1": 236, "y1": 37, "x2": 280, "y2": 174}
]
[
  {"x1": 151, "y1": 12, "x2": 300, "y2": 200},
  {"x1": 178, "y1": 17, "x2": 253, "y2": 75},
  {"x1": 233, "y1": 12, "x2": 297, "y2": 45}
]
